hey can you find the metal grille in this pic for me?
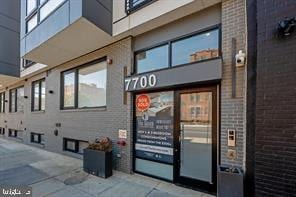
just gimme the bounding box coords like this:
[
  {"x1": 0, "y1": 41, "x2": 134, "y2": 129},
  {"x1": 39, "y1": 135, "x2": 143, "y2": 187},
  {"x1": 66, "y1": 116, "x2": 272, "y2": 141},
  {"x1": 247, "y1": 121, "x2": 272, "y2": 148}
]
[{"x1": 125, "y1": 0, "x2": 155, "y2": 13}]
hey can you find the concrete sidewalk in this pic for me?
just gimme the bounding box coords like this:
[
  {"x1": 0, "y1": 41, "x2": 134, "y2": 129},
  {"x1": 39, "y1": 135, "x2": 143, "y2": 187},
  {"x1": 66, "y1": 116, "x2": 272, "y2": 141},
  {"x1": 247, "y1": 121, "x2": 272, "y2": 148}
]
[{"x1": 0, "y1": 138, "x2": 214, "y2": 197}]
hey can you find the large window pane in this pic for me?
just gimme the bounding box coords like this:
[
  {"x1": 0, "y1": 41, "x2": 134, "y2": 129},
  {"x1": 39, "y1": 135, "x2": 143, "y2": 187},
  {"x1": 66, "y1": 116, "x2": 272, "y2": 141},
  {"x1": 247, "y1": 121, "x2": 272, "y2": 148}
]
[
  {"x1": 26, "y1": 0, "x2": 37, "y2": 15},
  {"x1": 27, "y1": 14, "x2": 38, "y2": 32},
  {"x1": 172, "y1": 29, "x2": 219, "y2": 66},
  {"x1": 63, "y1": 72, "x2": 75, "y2": 108},
  {"x1": 0, "y1": 93, "x2": 4, "y2": 113},
  {"x1": 17, "y1": 87, "x2": 24, "y2": 112},
  {"x1": 40, "y1": 0, "x2": 65, "y2": 21},
  {"x1": 136, "y1": 45, "x2": 169, "y2": 73},
  {"x1": 78, "y1": 62, "x2": 107, "y2": 108},
  {"x1": 41, "y1": 81, "x2": 46, "y2": 110},
  {"x1": 33, "y1": 82, "x2": 40, "y2": 111},
  {"x1": 10, "y1": 90, "x2": 16, "y2": 112}
]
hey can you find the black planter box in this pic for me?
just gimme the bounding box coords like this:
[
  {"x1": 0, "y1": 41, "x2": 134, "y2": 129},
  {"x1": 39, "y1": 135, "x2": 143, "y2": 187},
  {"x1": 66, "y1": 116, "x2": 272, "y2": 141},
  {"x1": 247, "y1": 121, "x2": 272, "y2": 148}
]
[
  {"x1": 218, "y1": 165, "x2": 244, "y2": 197},
  {"x1": 83, "y1": 148, "x2": 112, "y2": 178}
]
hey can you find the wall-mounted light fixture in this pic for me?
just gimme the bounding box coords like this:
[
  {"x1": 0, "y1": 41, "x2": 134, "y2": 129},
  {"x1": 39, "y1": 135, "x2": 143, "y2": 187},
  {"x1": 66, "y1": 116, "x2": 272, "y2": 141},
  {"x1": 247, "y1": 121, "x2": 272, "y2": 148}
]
[
  {"x1": 54, "y1": 129, "x2": 58, "y2": 136},
  {"x1": 107, "y1": 58, "x2": 113, "y2": 65},
  {"x1": 278, "y1": 17, "x2": 295, "y2": 37}
]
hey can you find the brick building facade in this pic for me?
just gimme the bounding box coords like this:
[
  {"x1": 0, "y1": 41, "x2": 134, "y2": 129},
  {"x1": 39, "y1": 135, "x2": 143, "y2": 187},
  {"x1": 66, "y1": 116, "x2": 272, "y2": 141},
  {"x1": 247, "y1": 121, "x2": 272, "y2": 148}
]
[{"x1": 253, "y1": 0, "x2": 296, "y2": 196}]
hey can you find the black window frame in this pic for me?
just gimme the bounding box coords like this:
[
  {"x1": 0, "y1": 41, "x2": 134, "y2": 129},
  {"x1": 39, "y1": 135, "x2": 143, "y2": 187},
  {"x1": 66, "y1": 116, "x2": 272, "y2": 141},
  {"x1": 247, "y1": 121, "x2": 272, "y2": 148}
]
[
  {"x1": 0, "y1": 92, "x2": 5, "y2": 113},
  {"x1": 25, "y1": 0, "x2": 66, "y2": 33},
  {"x1": 125, "y1": 0, "x2": 157, "y2": 14},
  {"x1": 30, "y1": 132, "x2": 44, "y2": 144},
  {"x1": 63, "y1": 138, "x2": 88, "y2": 154},
  {"x1": 32, "y1": 78, "x2": 46, "y2": 112},
  {"x1": 60, "y1": 57, "x2": 107, "y2": 110},
  {"x1": 22, "y1": 59, "x2": 36, "y2": 68},
  {"x1": 134, "y1": 25, "x2": 221, "y2": 75},
  {"x1": 0, "y1": 128, "x2": 5, "y2": 135},
  {"x1": 8, "y1": 129, "x2": 18, "y2": 138},
  {"x1": 9, "y1": 86, "x2": 25, "y2": 113}
]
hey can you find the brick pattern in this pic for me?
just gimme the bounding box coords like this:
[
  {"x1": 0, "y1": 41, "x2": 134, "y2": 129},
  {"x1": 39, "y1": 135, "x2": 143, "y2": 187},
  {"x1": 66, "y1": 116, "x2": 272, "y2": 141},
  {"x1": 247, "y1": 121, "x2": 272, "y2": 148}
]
[
  {"x1": 0, "y1": 37, "x2": 133, "y2": 173},
  {"x1": 255, "y1": 1, "x2": 296, "y2": 196},
  {"x1": 220, "y1": 0, "x2": 246, "y2": 167}
]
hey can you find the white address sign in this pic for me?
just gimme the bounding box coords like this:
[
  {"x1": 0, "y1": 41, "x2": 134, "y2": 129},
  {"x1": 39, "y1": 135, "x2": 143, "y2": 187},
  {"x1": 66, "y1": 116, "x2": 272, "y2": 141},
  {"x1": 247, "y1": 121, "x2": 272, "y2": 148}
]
[{"x1": 125, "y1": 74, "x2": 157, "y2": 91}]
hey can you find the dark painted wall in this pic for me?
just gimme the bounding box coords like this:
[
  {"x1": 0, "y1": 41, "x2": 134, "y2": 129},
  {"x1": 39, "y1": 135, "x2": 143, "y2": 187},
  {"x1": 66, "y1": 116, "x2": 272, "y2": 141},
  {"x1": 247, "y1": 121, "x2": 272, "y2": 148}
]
[
  {"x1": 0, "y1": 0, "x2": 20, "y2": 77},
  {"x1": 255, "y1": 0, "x2": 296, "y2": 196}
]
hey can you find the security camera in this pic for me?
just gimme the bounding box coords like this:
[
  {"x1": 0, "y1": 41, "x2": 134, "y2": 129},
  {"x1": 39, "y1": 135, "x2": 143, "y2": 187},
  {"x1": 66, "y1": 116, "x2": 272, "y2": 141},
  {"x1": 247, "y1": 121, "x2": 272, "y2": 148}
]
[
  {"x1": 235, "y1": 50, "x2": 246, "y2": 67},
  {"x1": 278, "y1": 17, "x2": 296, "y2": 37}
]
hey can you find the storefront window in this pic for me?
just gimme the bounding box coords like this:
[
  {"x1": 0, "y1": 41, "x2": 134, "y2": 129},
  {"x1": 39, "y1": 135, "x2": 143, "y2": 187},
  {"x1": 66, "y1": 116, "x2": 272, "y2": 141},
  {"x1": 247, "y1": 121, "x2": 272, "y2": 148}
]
[
  {"x1": 9, "y1": 87, "x2": 24, "y2": 113},
  {"x1": 0, "y1": 92, "x2": 5, "y2": 113},
  {"x1": 32, "y1": 79, "x2": 46, "y2": 111},
  {"x1": 136, "y1": 45, "x2": 169, "y2": 73},
  {"x1": 135, "y1": 91, "x2": 174, "y2": 180},
  {"x1": 78, "y1": 62, "x2": 106, "y2": 108},
  {"x1": 62, "y1": 60, "x2": 107, "y2": 109},
  {"x1": 63, "y1": 71, "x2": 75, "y2": 108},
  {"x1": 172, "y1": 29, "x2": 219, "y2": 66}
]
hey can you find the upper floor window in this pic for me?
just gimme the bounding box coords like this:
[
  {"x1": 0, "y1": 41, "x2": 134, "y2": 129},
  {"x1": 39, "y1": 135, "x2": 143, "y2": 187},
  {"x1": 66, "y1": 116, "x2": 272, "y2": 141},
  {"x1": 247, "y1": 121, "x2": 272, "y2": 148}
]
[
  {"x1": 135, "y1": 44, "x2": 169, "y2": 73},
  {"x1": 135, "y1": 28, "x2": 220, "y2": 74},
  {"x1": 22, "y1": 59, "x2": 36, "y2": 68},
  {"x1": 25, "y1": 0, "x2": 65, "y2": 33},
  {"x1": 61, "y1": 59, "x2": 107, "y2": 109},
  {"x1": 26, "y1": 0, "x2": 37, "y2": 15},
  {"x1": 126, "y1": 0, "x2": 155, "y2": 13},
  {"x1": 32, "y1": 79, "x2": 46, "y2": 111},
  {"x1": 172, "y1": 29, "x2": 219, "y2": 66},
  {"x1": 9, "y1": 87, "x2": 25, "y2": 113},
  {"x1": 0, "y1": 92, "x2": 5, "y2": 113}
]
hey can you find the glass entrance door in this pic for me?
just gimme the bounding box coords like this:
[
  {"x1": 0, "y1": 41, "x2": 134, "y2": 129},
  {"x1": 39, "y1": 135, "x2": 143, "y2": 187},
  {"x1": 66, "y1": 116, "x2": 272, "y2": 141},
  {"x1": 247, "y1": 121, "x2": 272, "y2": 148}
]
[{"x1": 175, "y1": 87, "x2": 217, "y2": 191}]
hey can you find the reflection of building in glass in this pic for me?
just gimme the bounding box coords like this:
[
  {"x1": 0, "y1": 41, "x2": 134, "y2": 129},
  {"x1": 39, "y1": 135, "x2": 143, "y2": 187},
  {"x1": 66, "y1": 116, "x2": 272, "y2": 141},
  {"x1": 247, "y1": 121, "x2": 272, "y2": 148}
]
[
  {"x1": 190, "y1": 48, "x2": 219, "y2": 62},
  {"x1": 181, "y1": 93, "x2": 211, "y2": 123},
  {"x1": 79, "y1": 83, "x2": 105, "y2": 106},
  {"x1": 64, "y1": 83, "x2": 105, "y2": 106},
  {"x1": 137, "y1": 92, "x2": 174, "y2": 117}
]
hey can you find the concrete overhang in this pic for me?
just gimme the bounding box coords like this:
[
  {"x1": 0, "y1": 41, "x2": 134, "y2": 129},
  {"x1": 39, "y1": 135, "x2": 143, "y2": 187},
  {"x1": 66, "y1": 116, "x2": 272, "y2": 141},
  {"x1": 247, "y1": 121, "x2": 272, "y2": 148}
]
[
  {"x1": 113, "y1": 0, "x2": 221, "y2": 37},
  {"x1": 21, "y1": 0, "x2": 114, "y2": 67}
]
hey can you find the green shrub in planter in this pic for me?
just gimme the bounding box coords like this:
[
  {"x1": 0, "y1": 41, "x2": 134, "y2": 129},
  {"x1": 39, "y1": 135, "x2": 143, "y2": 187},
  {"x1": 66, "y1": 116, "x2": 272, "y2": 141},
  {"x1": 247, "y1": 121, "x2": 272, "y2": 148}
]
[{"x1": 83, "y1": 137, "x2": 112, "y2": 178}]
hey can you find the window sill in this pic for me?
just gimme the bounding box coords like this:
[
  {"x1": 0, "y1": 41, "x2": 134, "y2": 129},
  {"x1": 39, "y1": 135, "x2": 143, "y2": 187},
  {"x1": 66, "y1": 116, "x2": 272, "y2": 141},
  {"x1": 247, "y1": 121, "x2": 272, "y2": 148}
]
[
  {"x1": 60, "y1": 107, "x2": 107, "y2": 113},
  {"x1": 9, "y1": 111, "x2": 24, "y2": 114},
  {"x1": 31, "y1": 110, "x2": 45, "y2": 114},
  {"x1": 30, "y1": 142, "x2": 45, "y2": 148}
]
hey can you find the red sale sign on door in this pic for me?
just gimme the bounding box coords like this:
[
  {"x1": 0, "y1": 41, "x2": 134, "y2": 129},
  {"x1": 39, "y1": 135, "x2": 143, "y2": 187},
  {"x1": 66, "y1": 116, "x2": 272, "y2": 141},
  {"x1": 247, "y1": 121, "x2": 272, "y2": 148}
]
[{"x1": 136, "y1": 94, "x2": 151, "y2": 112}]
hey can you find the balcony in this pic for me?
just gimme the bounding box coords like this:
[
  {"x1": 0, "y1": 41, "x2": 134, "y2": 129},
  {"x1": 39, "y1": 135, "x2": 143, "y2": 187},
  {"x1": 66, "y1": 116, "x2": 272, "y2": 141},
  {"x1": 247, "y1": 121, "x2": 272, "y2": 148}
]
[
  {"x1": 21, "y1": 0, "x2": 113, "y2": 67},
  {"x1": 113, "y1": 0, "x2": 221, "y2": 36},
  {"x1": 0, "y1": 0, "x2": 20, "y2": 87}
]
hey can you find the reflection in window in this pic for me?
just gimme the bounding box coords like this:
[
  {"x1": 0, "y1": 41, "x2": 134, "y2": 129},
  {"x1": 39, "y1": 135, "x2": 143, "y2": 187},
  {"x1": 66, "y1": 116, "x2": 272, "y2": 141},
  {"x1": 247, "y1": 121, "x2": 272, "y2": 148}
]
[
  {"x1": 136, "y1": 45, "x2": 169, "y2": 73},
  {"x1": 191, "y1": 107, "x2": 201, "y2": 118},
  {"x1": 40, "y1": 0, "x2": 65, "y2": 21},
  {"x1": 10, "y1": 89, "x2": 16, "y2": 112},
  {"x1": 17, "y1": 87, "x2": 24, "y2": 112},
  {"x1": 62, "y1": 60, "x2": 107, "y2": 109},
  {"x1": 172, "y1": 29, "x2": 219, "y2": 66},
  {"x1": 26, "y1": 0, "x2": 37, "y2": 15},
  {"x1": 41, "y1": 81, "x2": 46, "y2": 110},
  {"x1": 0, "y1": 92, "x2": 5, "y2": 113},
  {"x1": 78, "y1": 62, "x2": 107, "y2": 108},
  {"x1": 9, "y1": 87, "x2": 25, "y2": 113},
  {"x1": 32, "y1": 79, "x2": 46, "y2": 111},
  {"x1": 27, "y1": 14, "x2": 38, "y2": 32},
  {"x1": 33, "y1": 82, "x2": 40, "y2": 111},
  {"x1": 63, "y1": 72, "x2": 75, "y2": 108}
]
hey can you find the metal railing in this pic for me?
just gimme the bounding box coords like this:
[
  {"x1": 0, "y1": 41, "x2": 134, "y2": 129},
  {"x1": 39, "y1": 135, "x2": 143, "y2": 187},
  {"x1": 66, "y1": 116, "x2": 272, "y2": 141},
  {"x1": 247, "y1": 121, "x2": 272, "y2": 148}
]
[{"x1": 125, "y1": 0, "x2": 156, "y2": 13}]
